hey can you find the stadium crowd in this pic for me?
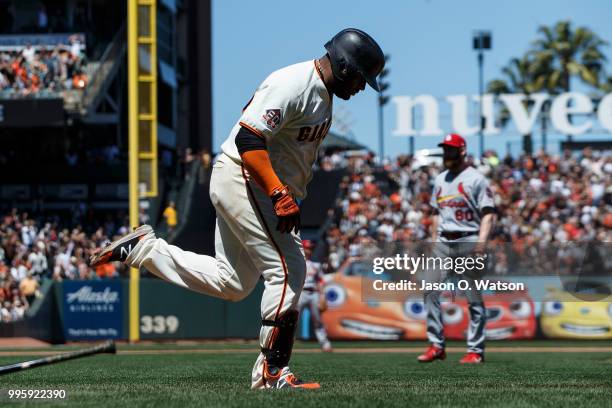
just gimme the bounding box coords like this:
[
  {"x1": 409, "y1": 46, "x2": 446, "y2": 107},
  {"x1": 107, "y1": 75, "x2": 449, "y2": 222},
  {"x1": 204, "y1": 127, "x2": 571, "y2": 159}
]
[
  {"x1": 0, "y1": 40, "x2": 87, "y2": 98},
  {"x1": 322, "y1": 148, "x2": 612, "y2": 275},
  {"x1": 0, "y1": 209, "x2": 129, "y2": 323},
  {"x1": 1, "y1": 147, "x2": 610, "y2": 323}
]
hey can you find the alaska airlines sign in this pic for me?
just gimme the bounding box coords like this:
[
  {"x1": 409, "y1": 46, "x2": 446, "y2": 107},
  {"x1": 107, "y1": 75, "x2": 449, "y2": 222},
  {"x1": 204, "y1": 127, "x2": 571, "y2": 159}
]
[
  {"x1": 62, "y1": 281, "x2": 124, "y2": 340},
  {"x1": 392, "y1": 92, "x2": 612, "y2": 136}
]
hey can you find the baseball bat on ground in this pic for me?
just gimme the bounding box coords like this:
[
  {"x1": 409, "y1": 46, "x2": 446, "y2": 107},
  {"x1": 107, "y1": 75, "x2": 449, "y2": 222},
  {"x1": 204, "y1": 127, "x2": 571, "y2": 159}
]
[{"x1": 0, "y1": 340, "x2": 116, "y2": 376}]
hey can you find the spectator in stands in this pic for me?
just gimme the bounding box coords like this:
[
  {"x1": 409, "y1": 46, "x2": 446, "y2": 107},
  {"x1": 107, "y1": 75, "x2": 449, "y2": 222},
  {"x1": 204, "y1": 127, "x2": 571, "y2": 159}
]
[
  {"x1": 1, "y1": 301, "x2": 11, "y2": 322},
  {"x1": 198, "y1": 149, "x2": 212, "y2": 184},
  {"x1": 0, "y1": 68, "x2": 8, "y2": 88},
  {"x1": 78, "y1": 261, "x2": 96, "y2": 280},
  {"x1": 95, "y1": 262, "x2": 117, "y2": 280},
  {"x1": 10, "y1": 259, "x2": 28, "y2": 282},
  {"x1": 199, "y1": 150, "x2": 212, "y2": 170},
  {"x1": 72, "y1": 70, "x2": 87, "y2": 89},
  {"x1": 21, "y1": 219, "x2": 36, "y2": 247},
  {"x1": 139, "y1": 207, "x2": 151, "y2": 226},
  {"x1": 11, "y1": 298, "x2": 26, "y2": 320},
  {"x1": 0, "y1": 260, "x2": 7, "y2": 278},
  {"x1": 163, "y1": 201, "x2": 178, "y2": 234},
  {"x1": 27, "y1": 242, "x2": 47, "y2": 277},
  {"x1": 22, "y1": 43, "x2": 35, "y2": 64},
  {"x1": 19, "y1": 272, "x2": 39, "y2": 305},
  {"x1": 69, "y1": 34, "x2": 82, "y2": 59}
]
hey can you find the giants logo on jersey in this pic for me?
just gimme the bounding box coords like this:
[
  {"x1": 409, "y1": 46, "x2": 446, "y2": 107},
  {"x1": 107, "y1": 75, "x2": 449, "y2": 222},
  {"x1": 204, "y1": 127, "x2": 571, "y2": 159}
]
[{"x1": 297, "y1": 119, "x2": 332, "y2": 143}]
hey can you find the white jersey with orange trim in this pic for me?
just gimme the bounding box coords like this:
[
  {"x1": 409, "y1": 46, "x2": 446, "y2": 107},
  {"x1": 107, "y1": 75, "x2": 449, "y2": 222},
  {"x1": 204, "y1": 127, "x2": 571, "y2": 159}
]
[
  {"x1": 121, "y1": 60, "x2": 332, "y2": 390},
  {"x1": 430, "y1": 166, "x2": 495, "y2": 233},
  {"x1": 220, "y1": 60, "x2": 332, "y2": 199}
]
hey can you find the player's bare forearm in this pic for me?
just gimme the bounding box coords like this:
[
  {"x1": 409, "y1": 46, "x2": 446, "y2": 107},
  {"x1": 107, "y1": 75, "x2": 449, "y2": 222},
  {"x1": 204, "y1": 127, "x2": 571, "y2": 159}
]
[
  {"x1": 430, "y1": 215, "x2": 440, "y2": 241},
  {"x1": 478, "y1": 213, "x2": 495, "y2": 243}
]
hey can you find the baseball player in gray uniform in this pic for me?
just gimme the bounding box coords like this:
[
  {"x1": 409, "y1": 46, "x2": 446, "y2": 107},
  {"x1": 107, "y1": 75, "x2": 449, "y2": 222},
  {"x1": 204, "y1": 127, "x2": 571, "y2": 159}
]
[
  {"x1": 297, "y1": 240, "x2": 332, "y2": 352},
  {"x1": 90, "y1": 29, "x2": 384, "y2": 389},
  {"x1": 417, "y1": 133, "x2": 496, "y2": 364}
]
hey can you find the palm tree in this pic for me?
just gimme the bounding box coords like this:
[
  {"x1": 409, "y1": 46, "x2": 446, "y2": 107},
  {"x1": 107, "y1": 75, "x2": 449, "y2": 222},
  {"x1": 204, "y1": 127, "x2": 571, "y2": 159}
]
[
  {"x1": 601, "y1": 75, "x2": 612, "y2": 93},
  {"x1": 487, "y1": 55, "x2": 548, "y2": 154},
  {"x1": 531, "y1": 21, "x2": 608, "y2": 144},
  {"x1": 532, "y1": 21, "x2": 608, "y2": 93}
]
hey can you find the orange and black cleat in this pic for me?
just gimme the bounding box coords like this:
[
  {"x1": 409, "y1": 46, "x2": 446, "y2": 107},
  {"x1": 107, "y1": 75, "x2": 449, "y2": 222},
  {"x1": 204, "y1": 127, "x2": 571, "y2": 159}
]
[
  {"x1": 89, "y1": 225, "x2": 153, "y2": 267},
  {"x1": 459, "y1": 352, "x2": 484, "y2": 364},
  {"x1": 417, "y1": 344, "x2": 446, "y2": 363}
]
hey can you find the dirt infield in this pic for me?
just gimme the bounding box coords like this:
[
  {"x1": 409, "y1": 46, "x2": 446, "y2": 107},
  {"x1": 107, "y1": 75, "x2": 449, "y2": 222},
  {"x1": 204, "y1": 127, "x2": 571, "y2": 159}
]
[
  {"x1": 120, "y1": 346, "x2": 612, "y2": 354},
  {"x1": 0, "y1": 337, "x2": 50, "y2": 347},
  {"x1": 0, "y1": 346, "x2": 611, "y2": 356}
]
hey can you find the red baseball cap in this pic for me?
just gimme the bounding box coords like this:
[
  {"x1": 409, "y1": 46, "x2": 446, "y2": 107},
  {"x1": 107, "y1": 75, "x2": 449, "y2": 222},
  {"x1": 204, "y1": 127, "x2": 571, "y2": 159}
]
[
  {"x1": 438, "y1": 133, "x2": 466, "y2": 148},
  {"x1": 302, "y1": 240, "x2": 314, "y2": 249}
]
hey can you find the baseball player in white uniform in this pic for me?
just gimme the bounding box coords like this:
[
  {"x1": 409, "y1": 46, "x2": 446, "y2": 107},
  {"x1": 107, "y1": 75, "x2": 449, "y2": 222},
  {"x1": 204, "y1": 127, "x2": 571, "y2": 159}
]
[
  {"x1": 297, "y1": 240, "x2": 332, "y2": 352},
  {"x1": 417, "y1": 133, "x2": 496, "y2": 364},
  {"x1": 90, "y1": 28, "x2": 384, "y2": 389}
]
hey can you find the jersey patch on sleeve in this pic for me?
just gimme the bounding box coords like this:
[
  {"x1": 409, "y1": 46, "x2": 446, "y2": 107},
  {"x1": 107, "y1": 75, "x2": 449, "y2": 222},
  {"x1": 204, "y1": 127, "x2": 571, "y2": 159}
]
[{"x1": 262, "y1": 109, "x2": 282, "y2": 129}]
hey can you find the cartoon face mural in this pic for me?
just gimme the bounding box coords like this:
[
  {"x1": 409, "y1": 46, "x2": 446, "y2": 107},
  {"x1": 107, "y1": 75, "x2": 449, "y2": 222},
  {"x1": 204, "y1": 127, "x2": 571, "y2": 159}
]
[
  {"x1": 540, "y1": 285, "x2": 612, "y2": 339},
  {"x1": 321, "y1": 260, "x2": 538, "y2": 341},
  {"x1": 322, "y1": 260, "x2": 427, "y2": 340}
]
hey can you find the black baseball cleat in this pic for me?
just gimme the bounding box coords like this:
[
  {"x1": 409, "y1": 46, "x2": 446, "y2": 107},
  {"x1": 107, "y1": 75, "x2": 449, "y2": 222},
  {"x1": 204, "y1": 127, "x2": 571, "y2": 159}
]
[{"x1": 89, "y1": 225, "x2": 153, "y2": 267}]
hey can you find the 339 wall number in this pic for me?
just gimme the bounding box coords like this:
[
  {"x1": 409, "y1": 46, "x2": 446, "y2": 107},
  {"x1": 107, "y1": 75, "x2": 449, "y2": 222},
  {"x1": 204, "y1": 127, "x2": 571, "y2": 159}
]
[{"x1": 140, "y1": 315, "x2": 179, "y2": 334}]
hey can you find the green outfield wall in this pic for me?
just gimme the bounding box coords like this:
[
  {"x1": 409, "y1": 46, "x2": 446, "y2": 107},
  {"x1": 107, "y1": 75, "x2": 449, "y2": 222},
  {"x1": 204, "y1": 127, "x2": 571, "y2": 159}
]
[
  {"x1": 0, "y1": 278, "x2": 264, "y2": 342},
  {"x1": 138, "y1": 279, "x2": 264, "y2": 339}
]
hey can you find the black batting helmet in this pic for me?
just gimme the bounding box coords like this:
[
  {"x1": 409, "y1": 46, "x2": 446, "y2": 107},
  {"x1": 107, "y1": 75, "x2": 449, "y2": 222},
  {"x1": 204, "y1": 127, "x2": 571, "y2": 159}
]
[{"x1": 324, "y1": 28, "x2": 385, "y2": 92}]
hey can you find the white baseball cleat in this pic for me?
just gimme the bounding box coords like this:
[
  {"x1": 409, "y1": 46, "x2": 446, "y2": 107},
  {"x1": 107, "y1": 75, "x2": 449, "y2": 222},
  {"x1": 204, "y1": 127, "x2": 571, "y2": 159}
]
[{"x1": 263, "y1": 364, "x2": 320, "y2": 389}]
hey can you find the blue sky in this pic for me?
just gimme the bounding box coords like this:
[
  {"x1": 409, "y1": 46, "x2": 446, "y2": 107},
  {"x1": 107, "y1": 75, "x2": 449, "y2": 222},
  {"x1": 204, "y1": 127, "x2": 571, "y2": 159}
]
[{"x1": 212, "y1": 0, "x2": 612, "y2": 157}]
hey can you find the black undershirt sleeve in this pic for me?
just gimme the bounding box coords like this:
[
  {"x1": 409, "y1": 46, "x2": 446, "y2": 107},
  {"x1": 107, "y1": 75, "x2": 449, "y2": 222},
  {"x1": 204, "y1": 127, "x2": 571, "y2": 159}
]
[{"x1": 235, "y1": 126, "x2": 266, "y2": 155}]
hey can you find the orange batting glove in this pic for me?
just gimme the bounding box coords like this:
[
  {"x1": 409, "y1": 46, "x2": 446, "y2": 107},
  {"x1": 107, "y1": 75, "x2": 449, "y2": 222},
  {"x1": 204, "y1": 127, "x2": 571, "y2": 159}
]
[{"x1": 270, "y1": 185, "x2": 300, "y2": 234}]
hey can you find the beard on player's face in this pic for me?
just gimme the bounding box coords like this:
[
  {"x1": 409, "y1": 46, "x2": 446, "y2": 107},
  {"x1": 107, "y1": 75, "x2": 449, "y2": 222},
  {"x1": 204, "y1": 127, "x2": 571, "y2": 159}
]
[
  {"x1": 333, "y1": 73, "x2": 366, "y2": 100},
  {"x1": 443, "y1": 147, "x2": 464, "y2": 171},
  {"x1": 444, "y1": 158, "x2": 461, "y2": 170}
]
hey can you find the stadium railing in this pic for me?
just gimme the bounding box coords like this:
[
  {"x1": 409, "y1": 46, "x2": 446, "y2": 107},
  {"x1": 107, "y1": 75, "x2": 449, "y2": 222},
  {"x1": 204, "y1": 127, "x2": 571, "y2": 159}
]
[{"x1": 76, "y1": 21, "x2": 127, "y2": 114}]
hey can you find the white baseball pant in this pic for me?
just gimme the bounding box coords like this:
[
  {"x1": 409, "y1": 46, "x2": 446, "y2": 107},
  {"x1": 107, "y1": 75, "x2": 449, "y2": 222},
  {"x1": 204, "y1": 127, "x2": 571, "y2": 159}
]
[{"x1": 125, "y1": 153, "x2": 306, "y2": 389}]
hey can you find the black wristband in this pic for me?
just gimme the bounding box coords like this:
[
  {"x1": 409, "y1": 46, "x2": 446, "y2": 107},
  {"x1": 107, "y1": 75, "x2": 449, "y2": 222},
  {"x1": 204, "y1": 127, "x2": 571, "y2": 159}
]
[{"x1": 481, "y1": 207, "x2": 496, "y2": 216}]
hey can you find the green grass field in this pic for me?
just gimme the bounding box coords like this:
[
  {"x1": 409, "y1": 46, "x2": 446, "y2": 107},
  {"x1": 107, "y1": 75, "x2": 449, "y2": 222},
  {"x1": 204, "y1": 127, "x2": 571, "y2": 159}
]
[{"x1": 0, "y1": 341, "x2": 611, "y2": 407}]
